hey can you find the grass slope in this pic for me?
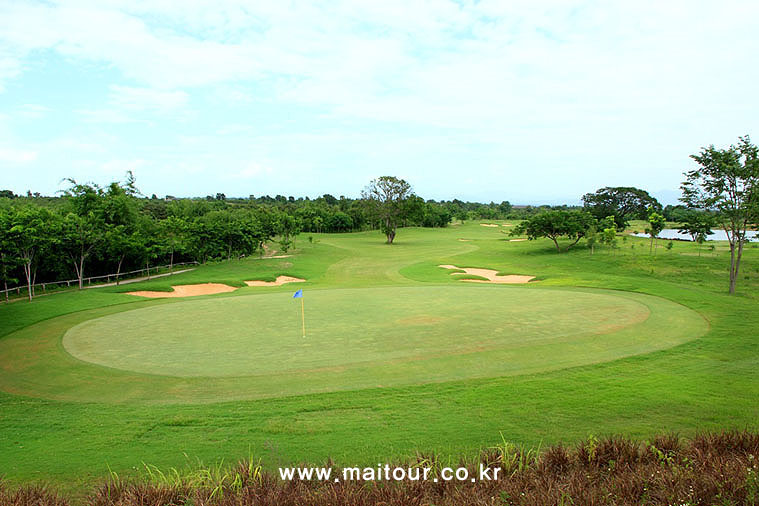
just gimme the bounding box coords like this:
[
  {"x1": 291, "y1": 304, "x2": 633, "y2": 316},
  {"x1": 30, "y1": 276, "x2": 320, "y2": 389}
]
[{"x1": 0, "y1": 222, "x2": 757, "y2": 495}]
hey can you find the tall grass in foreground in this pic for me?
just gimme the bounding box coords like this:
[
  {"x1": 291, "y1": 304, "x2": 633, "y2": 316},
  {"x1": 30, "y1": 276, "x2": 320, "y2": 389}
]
[{"x1": 3, "y1": 431, "x2": 759, "y2": 505}]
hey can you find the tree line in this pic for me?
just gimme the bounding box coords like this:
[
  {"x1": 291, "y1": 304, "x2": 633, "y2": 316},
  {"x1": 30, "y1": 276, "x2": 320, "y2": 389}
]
[
  {"x1": 0, "y1": 174, "x2": 568, "y2": 301},
  {"x1": 513, "y1": 135, "x2": 758, "y2": 294}
]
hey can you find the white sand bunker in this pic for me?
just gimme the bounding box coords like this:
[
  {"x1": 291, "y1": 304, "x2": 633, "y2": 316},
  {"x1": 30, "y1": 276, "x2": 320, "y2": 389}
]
[
  {"x1": 458, "y1": 238, "x2": 472, "y2": 242},
  {"x1": 439, "y1": 265, "x2": 535, "y2": 284},
  {"x1": 128, "y1": 283, "x2": 238, "y2": 298},
  {"x1": 481, "y1": 223, "x2": 499, "y2": 227},
  {"x1": 509, "y1": 238, "x2": 527, "y2": 242},
  {"x1": 245, "y1": 276, "x2": 306, "y2": 287}
]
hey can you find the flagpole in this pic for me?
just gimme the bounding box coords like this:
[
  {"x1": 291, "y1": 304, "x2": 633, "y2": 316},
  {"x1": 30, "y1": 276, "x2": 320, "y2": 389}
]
[{"x1": 300, "y1": 297, "x2": 306, "y2": 338}]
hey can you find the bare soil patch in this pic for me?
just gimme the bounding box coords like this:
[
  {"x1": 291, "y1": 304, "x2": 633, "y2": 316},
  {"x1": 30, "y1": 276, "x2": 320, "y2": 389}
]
[
  {"x1": 245, "y1": 276, "x2": 306, "y2": 287},
  {"x1": 127, "y1": 283, "x2": 238, "y2": 298},
  {"x1": 439, "y1": 264, "x2": 535, "y2": 284}
]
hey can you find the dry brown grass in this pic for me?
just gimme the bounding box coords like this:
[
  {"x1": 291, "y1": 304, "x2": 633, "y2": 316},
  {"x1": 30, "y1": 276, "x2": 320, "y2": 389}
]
[{"x1": 5, "y1": 431, "x2": 759, "y2": 505}]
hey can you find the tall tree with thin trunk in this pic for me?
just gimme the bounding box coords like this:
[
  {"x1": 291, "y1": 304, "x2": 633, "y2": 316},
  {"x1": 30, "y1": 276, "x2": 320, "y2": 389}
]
[
  {"x1": 60, "y1": 179, "x2": 106, "y2": 289},
  {"x1": 60, "y1": 212, "x2": 102, "y2": 290},
  {"x1": 8, "y1": 207, "x2": 56, "y2": 301},
  {"x1": 645, "y1": 211, "x2": 665, "y2": 255},
  {"x1": 361, "y1": 176, "x2": 414, "y2": 244},
  {"x1": 159, "y1": 216, "x2": 188, "y2": 272},
  {"x1": 0, "y1": 207, "x2": 19, "y2": 302},
  {"x1": 102, "y1": 173, "x2": 140, "y2": 281},
  {"x1": 681, "y1": 135, "x2": 759, "y2": 294}
]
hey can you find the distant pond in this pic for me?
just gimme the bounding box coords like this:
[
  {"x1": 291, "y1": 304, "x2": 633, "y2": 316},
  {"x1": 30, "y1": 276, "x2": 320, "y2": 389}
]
[{"x1": 632, "y1": 229, "x2": 759, "y2": 242}]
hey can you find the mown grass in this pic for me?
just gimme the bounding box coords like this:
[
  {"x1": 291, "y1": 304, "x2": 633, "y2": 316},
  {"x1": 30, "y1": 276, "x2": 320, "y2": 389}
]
[
  {"x1": 0, "y1": 221, "x2": 757, "y2": 499},
  {"x1": 1, "y1": 285, "x2": 703, "y2": 402}
]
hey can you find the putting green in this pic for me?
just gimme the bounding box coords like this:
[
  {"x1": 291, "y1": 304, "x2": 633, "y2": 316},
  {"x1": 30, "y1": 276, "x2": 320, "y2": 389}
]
[{"x1": 1, "y1": 285, "x2": 706, "y2": 404}]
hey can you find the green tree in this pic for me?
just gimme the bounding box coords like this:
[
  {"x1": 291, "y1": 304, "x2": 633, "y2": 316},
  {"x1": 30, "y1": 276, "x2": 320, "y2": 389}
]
[
  {"x1": 511, "y1": 210, "x2": 596, "y2": 252},
  {"x1": 582, "y1": 187, "x2": 662, "y2": 230},
  {"x1": 600, "y1": 226, "x2": 618, "y2": 253},
  {"x1": 361, "y1": 176, "x2": 414, "y2": 244},
  {"x1": 678, "y1": 211, "x2": 714, "y2": 257},
  {"x1": 105, "y1": 225, "x2": 143, "y2": 285},
  {"x1": 158, "y1": 216, "x2": 188, "y2": 272},
  {"x1": 276, "y1": 212, "x2": 300, "y2": 253},
  {"x1": 8, "y1": 206, "x2": 57, "y2": 301},
  {"x1": 60, "y1": 212, "x2": 102, "y2": 289},
  {"x1": 681, "y1": 135, "x2": 759, "y2": 293},
  {"x1": 60, "y1": 180, "x2": 107, "y2": 289},
  {"x1": 101, "y1": 176, "x2": 140, "y2": 280},
  {"x1": 0, "y1": 207, "x2": 20, "y2": 301},
  {"x1": 585, "y1": 223, "x2": 598, "y2": 255},
  {"x1": 645, "y1": 210, "x2": 665, "y2": 255}
]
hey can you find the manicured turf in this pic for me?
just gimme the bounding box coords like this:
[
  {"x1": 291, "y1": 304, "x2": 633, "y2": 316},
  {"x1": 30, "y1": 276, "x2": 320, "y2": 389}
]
[
  {"x1": 0, "y1": 222, "x2": 757, "y2": 494},
  {"x1": 5, "y1": 285, "x2": 696, "y2": 402}
]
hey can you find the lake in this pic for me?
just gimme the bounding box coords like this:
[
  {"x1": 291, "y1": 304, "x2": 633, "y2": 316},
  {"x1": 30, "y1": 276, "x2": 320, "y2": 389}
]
[{"x1": 631, "y1": 229, "x2": 759, "y2": 242}]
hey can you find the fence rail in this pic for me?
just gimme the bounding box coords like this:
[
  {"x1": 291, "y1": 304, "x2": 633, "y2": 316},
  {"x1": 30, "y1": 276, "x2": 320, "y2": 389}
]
[{"x1": 1, "y1": 262, "x2": 199, "y2": 299}]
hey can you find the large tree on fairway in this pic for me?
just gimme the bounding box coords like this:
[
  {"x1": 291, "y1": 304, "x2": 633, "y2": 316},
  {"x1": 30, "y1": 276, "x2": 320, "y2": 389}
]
[
  {"x1": 681, "y1": 135, "x2": 759, "y2": 294},
  {"x1": 582, "y1": 187, "x2": 662, "y2": 230},
  {"x1": 511, "y1": 210, "x2": 596, "y2": 252},
  {"x1": 362, "y1": 176, "x2": 414, "y2": 244}
]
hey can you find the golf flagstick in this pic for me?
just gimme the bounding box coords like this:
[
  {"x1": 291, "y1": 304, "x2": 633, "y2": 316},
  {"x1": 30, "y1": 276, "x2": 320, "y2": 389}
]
[
  {"x1": 293, "y1": 289, "x2": 305, "y2": 337},
  {"x1": 300, "y1": 296, "x2": 306, "y2": 338}
]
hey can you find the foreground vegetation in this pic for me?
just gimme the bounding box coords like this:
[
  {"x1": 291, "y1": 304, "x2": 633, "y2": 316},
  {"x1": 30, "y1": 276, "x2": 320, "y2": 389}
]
[{"x1": 2, "y1": 431, "x2": 758, "y2": 505}]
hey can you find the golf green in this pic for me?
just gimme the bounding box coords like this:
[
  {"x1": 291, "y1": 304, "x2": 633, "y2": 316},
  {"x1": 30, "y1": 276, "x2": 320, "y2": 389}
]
[{"x1": 0, "y1": 285, "x2": 707, "y2": 404}]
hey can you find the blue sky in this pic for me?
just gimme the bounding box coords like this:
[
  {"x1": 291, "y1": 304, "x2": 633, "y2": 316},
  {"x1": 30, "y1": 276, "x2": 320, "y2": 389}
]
[{"x1": 1, "y1": 1, "x2": 757, "y2": 204}]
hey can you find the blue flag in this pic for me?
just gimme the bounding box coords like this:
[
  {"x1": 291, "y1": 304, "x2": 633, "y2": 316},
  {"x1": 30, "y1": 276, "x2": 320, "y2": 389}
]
[{"x1": 292, "y1": 289, "x2": 303, "y2": 298}]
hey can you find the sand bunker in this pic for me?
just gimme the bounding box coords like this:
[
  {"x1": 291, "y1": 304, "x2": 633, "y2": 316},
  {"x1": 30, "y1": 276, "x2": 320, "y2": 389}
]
[
  {"x1": 439, "y1": 265, "x2": 535, "y2": 284},
  {"x1": 245, "y1": 276, "x2": 306, "y2": 287},
  {"x1": 128, "y1": 283, "x2": 238, "y2": 298},
  {"x1": 481, "y1": 223, "x2": 499, "y2": 227},
  {"x1": 509, "y1": 238, "x2": 527, "y2": 242},
  {"x1": 458, "y1": 239, "x2": 471, "y2": 242}
]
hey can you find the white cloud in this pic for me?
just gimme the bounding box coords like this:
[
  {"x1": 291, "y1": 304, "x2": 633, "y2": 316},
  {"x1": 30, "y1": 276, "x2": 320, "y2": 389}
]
[
  {"x1": 2, "y1": 0, "x2": 758, "y2": 127},
  {"x1": 109, "y1": 85, "x2": 189, "y2": 112},
  {"x1": 231, "y1": 161, "x2": 274, "y2": 179},
  {"x1": 76, "y1": 85, "x2": 189, "y2": 123},
  {"x1": 76, "y1": 108, "x2": 144, "y2": 124},
  {"x1": 99, "y1": 158, "x2": 147, "y2": 178},
  {"x1": 0, "y1": 0, "x2": 757, "y2": 200},
  {"x1": 0, "y1": 146, "x2": 37, "y2": 163},
  {"x1": 15, "y1": 104, "x2": 50, "y2": 119}
]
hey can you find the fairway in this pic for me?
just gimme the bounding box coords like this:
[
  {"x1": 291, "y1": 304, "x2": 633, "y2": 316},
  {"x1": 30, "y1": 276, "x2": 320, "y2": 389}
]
[{"x1": 2, "y1": 284, "x2": 706, "y2": 404}]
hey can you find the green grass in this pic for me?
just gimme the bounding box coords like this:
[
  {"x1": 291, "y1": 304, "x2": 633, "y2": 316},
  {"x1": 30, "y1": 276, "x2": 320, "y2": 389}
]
[{"x1": 0, "y1": 221, "x2": 757, "y2": 496}]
